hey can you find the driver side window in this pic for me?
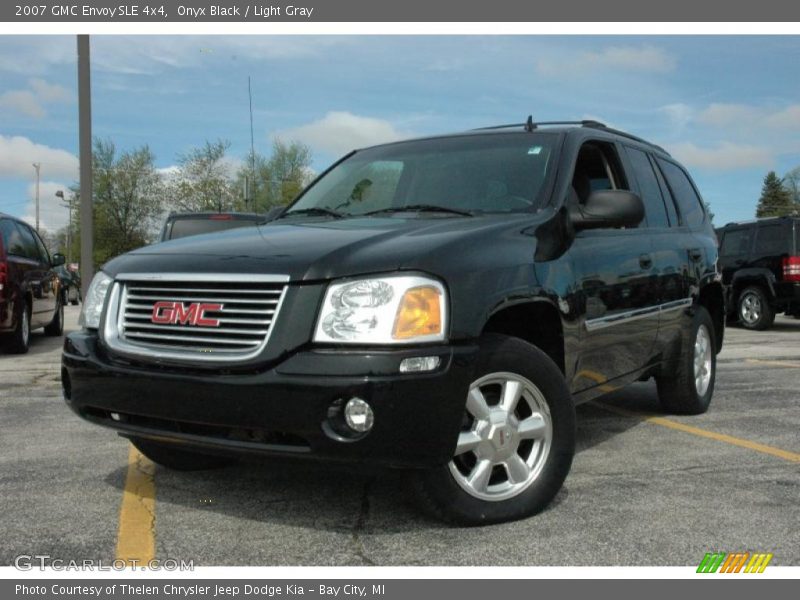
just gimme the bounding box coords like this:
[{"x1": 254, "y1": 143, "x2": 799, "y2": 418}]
[{"x1": 571, "y1": 141, "x2": 628, "y2": 206}]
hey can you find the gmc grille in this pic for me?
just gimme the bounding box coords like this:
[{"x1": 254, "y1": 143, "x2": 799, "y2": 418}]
[{"x1": 103, "y1": 273, "x2": 289, "y2": 363}]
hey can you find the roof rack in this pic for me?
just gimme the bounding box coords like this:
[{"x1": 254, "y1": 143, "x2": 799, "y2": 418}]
[{"x1": 473, "y1": 117, "x2": 669, "y2": 155}]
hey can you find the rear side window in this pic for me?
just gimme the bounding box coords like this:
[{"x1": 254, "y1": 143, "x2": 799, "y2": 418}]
[
  {"x1": 14, "y1": 222, "x2": 41, "y2": 260},
  {"x1": 657, "y1": 159, "x2": 705, "y2": 228},
  {"x1": 0, "y1": 219, "x2": 31, "y2": 258},
  {"x1": 754, "y1": 223, "x2": 788, "y2": 255},
  {"x1": 719, "y1": 228, "x2": 753, "y2": 256},
  {"x1": 625, "y1": 147, "x2": 669, "y2": 228}
]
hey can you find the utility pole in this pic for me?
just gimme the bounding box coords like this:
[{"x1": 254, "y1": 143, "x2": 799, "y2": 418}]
[
  {"x1": 78, "y1": 35, "x2": 93, "y2": 296},
  {"x1": 32, "y1": 163, "x2": 41, "y2": 231},
  {"x1": 248, "y1": 75, "x2": 256, "y2": 211},
  {"x1": 56, "y1": 190, "x2": 71, "y2": 262}
]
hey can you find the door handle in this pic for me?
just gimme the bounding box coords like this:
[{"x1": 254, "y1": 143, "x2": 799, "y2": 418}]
[
  {"x1": 639, "y1": 254, "x2": 653, "y2": 269},
  {"x1": 689, "y1": 248, "x2": 703, "y2": 262}
]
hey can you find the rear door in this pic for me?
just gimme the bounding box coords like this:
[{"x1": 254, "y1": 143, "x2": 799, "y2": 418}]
[{"x1": 14, "y1": 222, "x2": 54, "y2": 327}]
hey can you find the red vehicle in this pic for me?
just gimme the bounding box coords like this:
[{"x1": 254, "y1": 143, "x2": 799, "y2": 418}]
[{"x1": 0, "y1": 212, "x2": 65, "y2": 353}]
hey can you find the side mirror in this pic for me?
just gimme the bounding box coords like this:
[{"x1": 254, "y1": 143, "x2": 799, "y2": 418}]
[
  {"x1": 571, "y1": 190, "x2": 645, "y2": 230},
  {"x1": 52, "y1": 253, "x2": 66, "y2": 266}
]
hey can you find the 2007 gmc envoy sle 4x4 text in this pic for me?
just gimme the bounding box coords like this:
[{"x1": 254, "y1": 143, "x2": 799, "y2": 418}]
[{"x1": 62, "y1": 119, "x2": 724, "y2": 524}]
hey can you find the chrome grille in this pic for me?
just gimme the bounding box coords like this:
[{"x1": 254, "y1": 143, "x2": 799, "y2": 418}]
[{"x1": 104, "y1": 273, "x2": 289, "y2": 363}]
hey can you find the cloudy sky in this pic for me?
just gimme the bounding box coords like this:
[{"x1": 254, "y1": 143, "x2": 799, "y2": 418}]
[{"x1": 1, "y1": 35, "x2": 799, "y2": 231}]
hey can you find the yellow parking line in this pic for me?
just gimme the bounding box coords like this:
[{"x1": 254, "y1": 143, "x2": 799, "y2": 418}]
[
  {"x1": 745, "y1": 358, "x2": 800, "y2": 369},
  {"x1": 116, "y1": 444, "x2": 156, "y2": 566},
  {"x1": 592, "y1": 401, "x2": 800, "y2": 463}
]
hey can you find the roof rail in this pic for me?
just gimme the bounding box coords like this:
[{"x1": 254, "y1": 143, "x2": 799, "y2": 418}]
[{"x1": 472, "y1": 117, "x2": 669, "y2": 155}]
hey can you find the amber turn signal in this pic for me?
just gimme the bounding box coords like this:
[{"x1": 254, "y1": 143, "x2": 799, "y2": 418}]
[{"x1": 392, "y1": 286, "x2": 443, "y2": 340}]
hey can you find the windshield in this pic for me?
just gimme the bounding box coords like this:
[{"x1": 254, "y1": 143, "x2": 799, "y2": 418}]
[
  {"x1": 166, "y1": 218, "x2": 258, "y2": 241},
  {"x1": 286, "y1": 133, "x2": 557, "y2": 217}
]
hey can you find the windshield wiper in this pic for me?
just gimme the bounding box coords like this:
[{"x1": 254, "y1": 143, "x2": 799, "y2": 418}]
[
  {"x1": 363, "y1": 204, "x2": 474, "y2": 217},
  {"x1": 277, "y1": 207, "x2": 344, "y2": 220}
]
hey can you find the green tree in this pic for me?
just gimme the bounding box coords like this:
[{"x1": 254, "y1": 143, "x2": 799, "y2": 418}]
[
  {"x1": 82, "y1": 138, "x2": 165, "y2": 264},
  {"x1": 783, "y1": 166, "x2": 800, "y2": 210},
  {"x1": 170, "y1": 139, "x2": 236, "y2": 212},
  {"x1": 236, "y1": 139, "x2": 314, "y2": 211},
  {"x1": 755, "y1": 171, "x2": 794, "y2": 218}
]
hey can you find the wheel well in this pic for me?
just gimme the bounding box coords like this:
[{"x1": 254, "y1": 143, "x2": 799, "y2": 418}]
[
  {"x1": 699, "y1": 283, "x2": 725, "y2": 353},
  {"x1": 732, "y1": 277, "x2": 772, "y2": 302},
  {"x1": 482, "y1": 302, "x2": 565, "y2": 374}
]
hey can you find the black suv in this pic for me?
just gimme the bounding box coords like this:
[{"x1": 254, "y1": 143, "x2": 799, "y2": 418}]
[
  {"x1": 1, "y1": 213, "x2": 65, "y2": 353},
  {"x1": 62, "y1": 120, "x2": 724, "y2": 524},
  {"x1": 716, "y1": 217, "x2": 800, "y2": 330}
]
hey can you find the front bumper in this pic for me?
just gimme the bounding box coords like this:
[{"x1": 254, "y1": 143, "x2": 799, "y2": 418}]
[{"x1": 62, "y1": 332, "x2": 479, "y2": 469}]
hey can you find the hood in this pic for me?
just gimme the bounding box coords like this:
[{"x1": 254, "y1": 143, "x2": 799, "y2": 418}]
[{"x1": 104, "y1": 214, "x2": 546, "y2": 281}]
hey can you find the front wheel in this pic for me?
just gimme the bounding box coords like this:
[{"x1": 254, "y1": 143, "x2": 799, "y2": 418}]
[
  {"x1": 130, "y1": 438, "x2": 235, "y2": 471},
  {"x1": 415, "y1": 334, "x2": 575, "y2": 525},
  {"x1": 44, "y1": 298, "x2": 64, "y2": 336}
]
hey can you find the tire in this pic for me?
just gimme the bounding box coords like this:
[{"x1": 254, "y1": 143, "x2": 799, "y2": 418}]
[
  {"x1": 656, "y1": 305, "x2": 716, "y2": 415},
  {"x1": 7, "y1": 301, "x2": 31, "y2": 354},
  {"x1": 130, "y1": 437, "x2": 235, "y2": 471},
  {"x1": 44, "y1": 297, "x2": 64, "y2": 336},
  {"x1": 737, "y1": 286, "x2": 775, "y2": 331},
  {"x1": 415, "y1": 334, "x2": 576, "y2": 525}
]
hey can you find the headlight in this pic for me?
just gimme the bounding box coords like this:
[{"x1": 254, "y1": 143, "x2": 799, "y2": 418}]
[
  {"x1": 79, "y1": 271, "x2": 113, "y2": 329},
  {"x1": 314, "y1": 275, "x2": 447, "y2": 344}
]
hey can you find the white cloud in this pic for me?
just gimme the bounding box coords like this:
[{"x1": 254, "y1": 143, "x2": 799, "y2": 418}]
[
  {"x1": 0, "y1": 90, "x2": 44, "y2": 118},
  {"x1": 29, "y1": 78, "x2": 72, "y2": 103},
  {"x1": 21, "y1": 180, "x2": 72, "y2": 232},
  {"x1": 660, "y1": 103, "x2": 695, "y2": 131},
  {"x1": 668, "y1": 141, "x2": 773, "y2": 171},
  {"x1": 0, "y1": 78, "x2": 72, "y2": 119},
  {"x1": 275, "y1": 111, "x2": 412, "y2": 157},
  {"x1": 536, "y1": 45, "x2": 675, "y2": 76},
  {"x1": 0, "y1": 135, "x2": 79, "y2": 180},
  {"x1": 697, "y1": 103, "x2": 800, "y2": 131}
]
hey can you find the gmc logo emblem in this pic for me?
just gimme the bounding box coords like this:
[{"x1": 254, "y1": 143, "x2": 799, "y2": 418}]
[{"x1": 151, "y1": 301, "x2": 223, "y2": 327}]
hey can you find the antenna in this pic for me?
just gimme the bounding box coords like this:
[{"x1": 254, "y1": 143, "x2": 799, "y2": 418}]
[
  {"x1": 248, "y1": 76, "x2": 256, "y2": 210},
  {"x1": 525, "y1": 115, "x2": 535, "y2": 132}
]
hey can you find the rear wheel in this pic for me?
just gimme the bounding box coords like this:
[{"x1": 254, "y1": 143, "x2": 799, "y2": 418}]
[
  {"x1": 130, "y1": 438, "x2": 235, "y2": 471},
  {"x1": 415, "y1": 334, "x2": 575, "y2": 525},
  {"x1": 6, "y1": 301, "x2": 31, "y2": 354},
  {"x1": 657, "y1": 306, "x2": 716, "y2": 415},
  {"x1": 737, "y1": 286, "x2": 774, "y2": 330}
]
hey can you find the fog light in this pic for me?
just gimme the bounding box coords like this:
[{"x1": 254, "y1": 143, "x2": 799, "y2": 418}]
[
  {"x1": 399, "y1": 355, "x2": 441, "y2": 373},
  {"x1": 110, "y1": 412, "x2": 121, "y2": 422},
  {"x1": 344, "y1": 398, "x2": 374, "y2": 433}
]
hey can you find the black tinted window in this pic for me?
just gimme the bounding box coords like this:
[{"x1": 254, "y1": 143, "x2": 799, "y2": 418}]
[
  {"x1": 719, "y1": 229, "x2": 753, "y2": 256},
  {"x1": 14, "y1": 223, "x2": 41, "y2": 260},
  {"x1": 657, "y1": 159, "x2": 705, "y2": 228},
  {"x1": 754, "y1": 224, "x2": 788, "y2": 255},
  {"x1": 1, "y1": 220, "x2": 34, "y2": 258},
  {"x1": 626, "y1": 147, "x2": 669, "y2": 228},
  {"x1": 167, "y1": 218, "x2": 258, "y2": 241},
  {"x1": 31, "y1": 228, "x2": 50, "y2": 263}
]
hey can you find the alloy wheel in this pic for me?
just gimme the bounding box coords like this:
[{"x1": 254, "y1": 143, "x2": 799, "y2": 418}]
[
  {"x1": 740, "y1": 292, "x2": 761, "y2": 325},
  {"x1": 449, "y1": 372, "x2": 553, "y2": 502},
  {"x1": 694, "y1": 324, "x2": 713, "y2": 397}
]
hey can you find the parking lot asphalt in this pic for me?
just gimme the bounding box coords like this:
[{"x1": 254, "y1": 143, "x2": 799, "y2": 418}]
[{"x1": 1, "y1": 306, "x2": 798, "y2": 567}]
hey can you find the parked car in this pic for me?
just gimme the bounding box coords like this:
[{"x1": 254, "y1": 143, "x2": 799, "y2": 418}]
[
  {"x1": 160, "y1": 212, "x2": 268, "y2": 242},
  {"x1": 55, "y1": 264, "x2": 81, "y2": 305},
  {"x1": 716, "y1": 216, "x2": 800, "y2": 330},
  {"x1": 62, "y1": 120, "x2": 724, "y2": 524},
  {"x1": 1, "y1": 212, "x2": 65, "y2": 353}
]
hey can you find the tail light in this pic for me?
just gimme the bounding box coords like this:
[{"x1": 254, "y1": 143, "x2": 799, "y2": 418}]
[
  {"x1": 783, "y1": 256, "x2": 800, "y2": 282},
  {"x1": 0, "y1": 258, "x2": 7, "y2": 296}
]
